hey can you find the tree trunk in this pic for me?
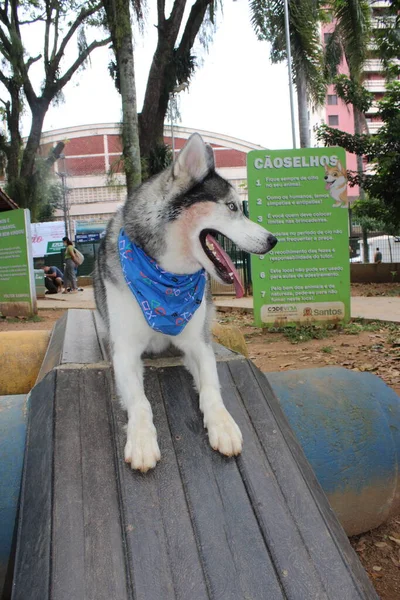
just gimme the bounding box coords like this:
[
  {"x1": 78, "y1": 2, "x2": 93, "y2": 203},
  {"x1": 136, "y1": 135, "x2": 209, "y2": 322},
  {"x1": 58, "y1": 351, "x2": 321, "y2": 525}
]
[
  {"x1": 20, "y1": 102, "x2": 48, "y2": 181},
  {"x1": 119, "y1": 32, "x2": 141, "y2": 194},
  {"x1": 103, "y1": 0, "x2": 141, "y2": 194},
  {"x1": 353, "y1": 106, "x2": 369, "y2": 263},
  {"x1": 6, "y1": 82, "x2": 22, "y2": 183},
  {"x1": 139, "y1": 37, "x2": 176, "y2": 159},
  {"x1": 16, "y1": 101, "x2": 48, "y2": 213},
  {"x1": 296, "y1": 70, "x2": 310, "y2": 148}
]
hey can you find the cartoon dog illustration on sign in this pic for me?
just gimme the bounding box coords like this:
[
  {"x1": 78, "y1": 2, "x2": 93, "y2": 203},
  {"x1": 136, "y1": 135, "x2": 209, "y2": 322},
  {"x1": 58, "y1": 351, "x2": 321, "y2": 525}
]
[{"x1": 324, "y1": 161, "x2": 348, "y2": 208}]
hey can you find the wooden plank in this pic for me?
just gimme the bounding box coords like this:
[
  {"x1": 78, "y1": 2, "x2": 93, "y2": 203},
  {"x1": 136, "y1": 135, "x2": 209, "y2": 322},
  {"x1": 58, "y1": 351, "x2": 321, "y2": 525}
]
[
  {"x1": 110, "y1": 369, "x2": 210, "y2": 600},
  {"x1": 228, "y1": 359, "x2": 378, "y2": 600},
  {"x1": 12, "y1": 372, "x2": 55, "y2": 600},
  {"x1": 36, "y1": 313, "x2": 67, "y2": 384},
  {"x1": 52, "y1": 368, "x2": 128, "y2": 600},
  {"x1": 158, "y1": 365, "x2": 286, "y2": 600},
  {"x1": 61, "y1": 310, "x2": 103, "y2": 365},
  {"x1": 51, "y1": 369, "x2": 85, "y2": 599}
]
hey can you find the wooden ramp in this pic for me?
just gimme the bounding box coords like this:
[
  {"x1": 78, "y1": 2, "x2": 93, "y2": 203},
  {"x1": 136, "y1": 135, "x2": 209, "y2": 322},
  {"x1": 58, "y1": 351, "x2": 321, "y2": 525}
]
[{"x1": 11, "y1": 310, "x2": 377, "y2": 600}]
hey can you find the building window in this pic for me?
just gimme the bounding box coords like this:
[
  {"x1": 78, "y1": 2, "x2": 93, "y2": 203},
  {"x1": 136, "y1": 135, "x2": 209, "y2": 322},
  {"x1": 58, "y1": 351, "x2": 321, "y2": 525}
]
[
  {"x1": 324, "y1": 33, "x2": 332, "y2": 44},
  {"x1": 328, "y1": 115, "x2": 339, "y2": 126},
  {"x1": 327, "y1": 94, "x2": 338, "y2": 105}
]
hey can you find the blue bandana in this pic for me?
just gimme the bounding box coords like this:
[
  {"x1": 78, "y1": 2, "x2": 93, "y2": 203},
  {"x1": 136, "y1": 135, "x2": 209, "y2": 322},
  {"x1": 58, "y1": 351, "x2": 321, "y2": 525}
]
[{"x1": 118, "y1": 229, "x2": 207, "y2": 336}]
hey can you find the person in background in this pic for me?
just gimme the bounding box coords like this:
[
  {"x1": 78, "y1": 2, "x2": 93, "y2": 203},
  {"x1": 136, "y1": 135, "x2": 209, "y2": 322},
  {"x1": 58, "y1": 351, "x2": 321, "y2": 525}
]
[
  {"x1": 374, "y1": 248, "x2": 382, "y2": 264},
  {"x1": 62, "y1": 236, "x2": 79, "y2": 293},
  {"x1": 41, "y1": 265, "x2": 64, "y2": 294}
]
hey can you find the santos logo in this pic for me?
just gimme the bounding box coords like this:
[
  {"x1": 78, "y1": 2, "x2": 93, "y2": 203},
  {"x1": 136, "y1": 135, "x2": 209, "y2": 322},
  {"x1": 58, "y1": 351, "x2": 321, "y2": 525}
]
[{"x1": 303, "y1": 307, "x2": 343, "y2": 317}]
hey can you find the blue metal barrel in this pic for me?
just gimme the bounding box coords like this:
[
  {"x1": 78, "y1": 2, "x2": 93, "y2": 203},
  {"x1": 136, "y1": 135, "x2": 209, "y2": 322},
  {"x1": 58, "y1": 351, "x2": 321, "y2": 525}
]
[
  {"x1": 0, "y1": 395, "x2": 28, "y2": 596},
  {"x1": 267, "y1": 367, "x2": 400, "y2": 536}
]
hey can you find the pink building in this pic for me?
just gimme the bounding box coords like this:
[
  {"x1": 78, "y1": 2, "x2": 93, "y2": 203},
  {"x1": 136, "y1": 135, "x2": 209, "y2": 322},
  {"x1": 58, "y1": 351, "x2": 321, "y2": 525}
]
[
  {"x1": 320, "y1": 22, "x2": 359, "y2": 202},
  {"x1": 316, "y1": 2, "x2": 396, "y2": 204}
]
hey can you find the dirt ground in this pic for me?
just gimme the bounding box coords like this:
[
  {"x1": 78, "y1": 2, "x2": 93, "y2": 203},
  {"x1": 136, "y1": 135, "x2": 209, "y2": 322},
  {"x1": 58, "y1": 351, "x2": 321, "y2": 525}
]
[
  {"x1": 351, "y1": 282, "x2": 400, "y2": 297},
  {"x1": 0, "y1": 309, "x2": 65, "y2": 332},
  {"x1": 1, "y1": 283, "x2": 399, "y2": 598}
]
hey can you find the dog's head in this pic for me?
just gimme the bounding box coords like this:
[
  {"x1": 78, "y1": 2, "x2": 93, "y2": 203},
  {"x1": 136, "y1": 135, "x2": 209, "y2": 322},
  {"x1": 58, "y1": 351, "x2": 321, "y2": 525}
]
[
  {"x1": 160, "y1": 134, "x2": 277, "y2": 296},
  {"x1": 324, "y1": 161, "x2": 346, "y2": 187}
]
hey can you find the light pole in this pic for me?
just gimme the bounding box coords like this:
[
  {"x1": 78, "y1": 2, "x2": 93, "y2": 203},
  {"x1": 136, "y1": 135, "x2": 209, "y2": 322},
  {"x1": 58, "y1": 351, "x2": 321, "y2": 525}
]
[
  {"x1": 283, "y1": 0, "x2": 297, "y2": 149},
  {"x1": 169, "y1": 82, "x2": 189, "y2": 163},
  {"x1": 58, "y1": 154, "x2": 69, "y2": 238}
]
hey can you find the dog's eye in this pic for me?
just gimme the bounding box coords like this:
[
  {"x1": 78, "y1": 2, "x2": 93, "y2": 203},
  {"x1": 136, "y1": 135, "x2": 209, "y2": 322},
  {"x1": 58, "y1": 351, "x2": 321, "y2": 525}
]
[{"x1": 227, "y1": 202, "x2": 237, "y2": 212}]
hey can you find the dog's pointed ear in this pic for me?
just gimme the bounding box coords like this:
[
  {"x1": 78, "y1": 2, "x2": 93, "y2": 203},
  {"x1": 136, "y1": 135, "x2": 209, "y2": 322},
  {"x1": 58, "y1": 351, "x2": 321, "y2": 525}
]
[
  {"x1": 173, "y1": 133, "x2": 215, "y2": 182},
  {"x1": 337, "y1": 160, "x2": 343, "y2": 172}
]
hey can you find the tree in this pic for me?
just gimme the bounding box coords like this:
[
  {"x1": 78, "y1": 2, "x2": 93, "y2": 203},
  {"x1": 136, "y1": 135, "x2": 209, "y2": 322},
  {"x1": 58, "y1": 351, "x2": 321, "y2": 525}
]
[
  {"x1": 317, "y1": 80, "x2": 400, "y2": 231},
  {"x1": 0, "y1": 0, "x2": 110, "y2": 217},
  {"x1": 103, "y1": 0, "x2": 141, "y2": 193},
  {"x1": 138, "y1": 0, "x2": 218, "y2": 162},
  {"x1": 250, "y1": 0, "x2": 325, "y2": 147},
  {"x1": 323, "y1": 0, "x2": 371, "y2": 259}
]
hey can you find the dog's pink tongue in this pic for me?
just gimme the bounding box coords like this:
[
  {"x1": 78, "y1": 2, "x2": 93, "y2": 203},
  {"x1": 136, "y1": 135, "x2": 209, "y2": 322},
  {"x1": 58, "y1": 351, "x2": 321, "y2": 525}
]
[
  {"x1": 206, "y1": 234, "x2": 244, "y2": 298},
  {"x1": 325, "y1": 182, "x2": 331, "y2": 190}
]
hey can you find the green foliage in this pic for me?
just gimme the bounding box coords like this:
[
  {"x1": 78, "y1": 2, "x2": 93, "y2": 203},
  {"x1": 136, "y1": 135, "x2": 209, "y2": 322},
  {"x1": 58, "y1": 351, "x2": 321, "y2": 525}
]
[
  {"x1": 250, "y1": 0, "x2": 325, "y2": 106},
  {"x1": 0, "y1": 0, "x2": 110, "y2": 212},
  {"x1": 318, "y1": 81, "x2": 400, "y2": 229},
  {"x1": 333, "y1": 74, "x2": 373, "y2": 113},
  {"x1": 373, "y1": 0, "x2": 400, "y2": 77},
  {"x1": 5, "y1": 156, "x2": 64, "y2": 222},
  {"x1": 142, "y1": 144, "x2": 173, "y2": 179},
  {"x1": 327, "y1": 0, "x2": 371, "y2": 80},
  {"x1": 321, "y1": 346, "x2": 333, "y2": 353},
  {"x1": 268, "y1": 323, "x2": 332, "y2": 343}
]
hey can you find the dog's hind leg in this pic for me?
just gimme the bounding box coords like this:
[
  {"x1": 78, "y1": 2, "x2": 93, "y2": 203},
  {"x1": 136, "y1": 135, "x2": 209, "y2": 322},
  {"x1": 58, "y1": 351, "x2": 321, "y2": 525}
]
[
  {"x1": 106, "y1": 282, "x2": 161, "y2": 472},
  {"x1": 175, "y1": 334, "x2": 243, "y2": 457}
]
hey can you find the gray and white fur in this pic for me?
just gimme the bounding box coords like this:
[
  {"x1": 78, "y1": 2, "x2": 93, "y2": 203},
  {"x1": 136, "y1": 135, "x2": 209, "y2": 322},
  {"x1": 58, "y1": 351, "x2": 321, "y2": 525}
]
[{"x1": 94, "y1": 133, "x2": 277, "y2": 472}]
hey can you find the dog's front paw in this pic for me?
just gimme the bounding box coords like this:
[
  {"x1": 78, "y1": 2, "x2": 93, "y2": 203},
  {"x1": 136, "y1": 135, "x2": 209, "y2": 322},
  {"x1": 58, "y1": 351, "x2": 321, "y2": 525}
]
[
  {"x1": 124, "y1": 418, "x2": 161, "y2": 473},
  {"x1": 205, "y1": 407, "x2": 243, "y2": 457}
]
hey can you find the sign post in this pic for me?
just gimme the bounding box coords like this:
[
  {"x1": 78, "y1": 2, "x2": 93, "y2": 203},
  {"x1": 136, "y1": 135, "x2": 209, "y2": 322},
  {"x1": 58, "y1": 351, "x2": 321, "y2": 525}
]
[
  {"x1": 0, "y1": 209, "x2": 37, "y2": 316},
  {"x1": 247, "y1": 148, "x2": 350, "y2": 327}
]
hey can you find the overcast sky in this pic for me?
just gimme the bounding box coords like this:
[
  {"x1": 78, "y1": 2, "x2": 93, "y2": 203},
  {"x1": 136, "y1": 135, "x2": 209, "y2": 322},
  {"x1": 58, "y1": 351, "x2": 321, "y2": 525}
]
[{"x1": 18, "y1": 0, "x2": 296, "y2": 149}]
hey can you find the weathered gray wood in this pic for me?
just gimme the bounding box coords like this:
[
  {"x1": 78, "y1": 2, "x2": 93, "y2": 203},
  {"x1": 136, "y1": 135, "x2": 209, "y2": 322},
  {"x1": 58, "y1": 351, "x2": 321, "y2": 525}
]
[
  {"x1": 12, "y1": 373, "x2": 55, "y2": 600},
  {"x1": 158, "y1": 366, "x2": 285, "y2": 600},
  {"x1": 52, "y1": 368, "x2": 128, "y2": 600},
  {"x1": 110, "y1": 370, "x2": 210, "y2": 600},
  {"x1": 12, "y1": 309, "x2": 379, "y2": 600},
  {"x1": 36, "y1": 312, "x2": 68, "y2": 383},
  {"x1": 244, "y1": 361, "x2": 377, "y2": 600},
  {"x1": 37, "y1": 310, "x2": 105, "y2": 386},
  {"x1": 61, "y1": 309, "x2": 103, "y2": 364}
]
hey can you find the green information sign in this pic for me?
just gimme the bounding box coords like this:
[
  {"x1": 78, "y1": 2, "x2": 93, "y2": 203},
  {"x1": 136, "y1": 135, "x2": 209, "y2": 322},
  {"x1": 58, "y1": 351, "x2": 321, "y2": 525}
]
[
  {"x1": 47, "y1": 240, "x2": 64, "y2": 254},
  {"x1": 247, "y1": 148, "x2": 350, "y2": 327},
  {"x1": 0, "y1": 209, "x2": 36, "y2": 316}
]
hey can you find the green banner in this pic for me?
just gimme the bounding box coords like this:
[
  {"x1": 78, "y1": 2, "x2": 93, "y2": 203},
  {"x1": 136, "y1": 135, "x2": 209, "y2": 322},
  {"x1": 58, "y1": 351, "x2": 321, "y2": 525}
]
[
  {"x1": 247, "y1": 148, "x2": 350, "y2": 327},
  {"x1": 0, "y1": 209, "x2": 36, "y2": 316},
  {"x1": 47, "y1": 240, "x2": 64, "y2": 254}
]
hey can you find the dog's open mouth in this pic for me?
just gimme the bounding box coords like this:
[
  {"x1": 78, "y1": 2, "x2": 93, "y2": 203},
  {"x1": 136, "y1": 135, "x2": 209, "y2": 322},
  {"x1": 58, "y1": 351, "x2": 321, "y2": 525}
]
[
  {"x1": 200, "y1": 230, "x2": 244, "y2": 298},
  {"x1": 325, "y1": 180, "x2": 333, "y2": 190}
]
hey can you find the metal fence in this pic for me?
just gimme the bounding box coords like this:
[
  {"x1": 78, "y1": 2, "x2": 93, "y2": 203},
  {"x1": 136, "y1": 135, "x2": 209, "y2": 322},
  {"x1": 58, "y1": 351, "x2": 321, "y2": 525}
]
[
  {"x1": 350, "y1": 234, "x2": 400, "y2": 263},
  {"x1": 209, "y1": 235, "x2": 252, "y2": 296}
]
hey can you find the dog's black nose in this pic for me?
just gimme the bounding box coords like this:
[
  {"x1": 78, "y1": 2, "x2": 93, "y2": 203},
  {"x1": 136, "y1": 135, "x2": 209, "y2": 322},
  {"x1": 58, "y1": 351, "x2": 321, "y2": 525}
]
[
  {"x1": 324, "y1": 175, "x2": 328, "y2": 180},
  {"x1": 268, "y1": 234, "x2": 278, "y2": 249}
]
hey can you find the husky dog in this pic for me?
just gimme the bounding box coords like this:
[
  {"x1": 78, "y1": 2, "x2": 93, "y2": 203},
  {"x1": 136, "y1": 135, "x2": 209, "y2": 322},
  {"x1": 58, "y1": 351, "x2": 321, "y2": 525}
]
[
  {"x1": 94, "y1": 134, "x2": 277, "y2": 472},
  {"x1": 324, "y1": 162, "x2": 348, "y2": 208}
]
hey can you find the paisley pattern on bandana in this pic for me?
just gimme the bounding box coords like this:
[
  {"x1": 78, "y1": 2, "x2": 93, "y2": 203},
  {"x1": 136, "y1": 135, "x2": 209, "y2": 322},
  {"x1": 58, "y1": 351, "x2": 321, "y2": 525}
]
[{"x1": 118, "y1": 228, "x2": 207, "y2": 336}]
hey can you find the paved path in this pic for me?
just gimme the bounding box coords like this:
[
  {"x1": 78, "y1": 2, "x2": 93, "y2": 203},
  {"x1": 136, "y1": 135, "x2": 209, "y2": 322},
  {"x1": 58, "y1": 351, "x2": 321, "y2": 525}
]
[
  {"x1": 351, "y1": 296, "x2": 400, "y2": 323},
  {"x1": 38, "y1": 288, "x2": 400, "y2": 323},
  {"x1": 38, "y1": 287, "x2": 96, "y2": 310}
]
